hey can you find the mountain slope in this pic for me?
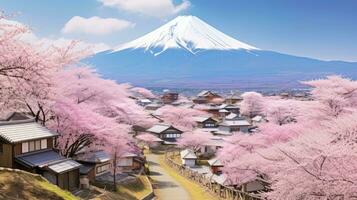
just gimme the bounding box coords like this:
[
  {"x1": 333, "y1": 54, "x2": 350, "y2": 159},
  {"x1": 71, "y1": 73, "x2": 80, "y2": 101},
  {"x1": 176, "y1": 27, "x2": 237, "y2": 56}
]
[
  {"x1": 0, "y1": 169, "x2": 77, "y2": 200},
  {"x1": 87, "y1": 16, "x2": 357, "y2": 89},
  {"x1": 114, "y1": 15, "x2": 257, "y2": 55}
]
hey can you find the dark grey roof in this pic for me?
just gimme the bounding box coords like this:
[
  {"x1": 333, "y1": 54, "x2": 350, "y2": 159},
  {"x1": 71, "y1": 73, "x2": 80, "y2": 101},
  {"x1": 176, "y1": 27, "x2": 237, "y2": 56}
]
[
  {"x1": 75, "y1": 150, "x2": 111, "y2": 163},
  {"x1": 15, "y1": 149, "x2": 64, "y2": 168},
  {"x1": 2, "y1": 112, "x2": 33, "y2": 121},
  {"x1": 0, "y1": 120, "x2": 58, "y2": 143},
  {"x1": 79, "y1": 163, "x2": 95, "y2": 174}
]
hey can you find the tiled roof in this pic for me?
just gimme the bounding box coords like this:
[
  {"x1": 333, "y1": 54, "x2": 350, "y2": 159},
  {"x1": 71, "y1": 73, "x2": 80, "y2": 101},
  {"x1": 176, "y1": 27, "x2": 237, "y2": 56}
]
[
  {"x1": 197, "y1": 90, "x2": 209, "y2": 97},
  {"x1": 225, "y1": 113, "x2": 238, "y2": 120},
  {"x1": 147, "y1": 124, "x2": 172, "y2": 133},
  {"x1": 75, "y1": 150, "x2": 111, "y2": 163},
  {"x1": 48, "y1": 159, "x2": 81, "y2": 174},
  {"x1": 220, "y1": 120, "x2": 251, "y2": 126},
  {"x1": 180, "y1": 149, "x2": 197, "y2": 159},
  {"x1": 0, "y1": 120, "x2": 58, "y2": 143},
  {"x1": 16, "y1": 149, "x2": 64, "y2": 168},
  {"x1": 208, "y1": 158, "x2": 223, "y2": 166},
  {"x1": 79, "y1": 163, "x2": 95, "y2": 174},
  {"x1": 193, "y1": 116, "x2": 210, "y2": 122}
]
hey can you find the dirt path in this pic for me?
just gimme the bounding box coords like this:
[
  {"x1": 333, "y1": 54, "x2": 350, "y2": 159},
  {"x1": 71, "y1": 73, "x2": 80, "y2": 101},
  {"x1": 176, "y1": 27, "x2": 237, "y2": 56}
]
[{"x1": 146, "y1": 153, "x2": 191, "y2": 200}]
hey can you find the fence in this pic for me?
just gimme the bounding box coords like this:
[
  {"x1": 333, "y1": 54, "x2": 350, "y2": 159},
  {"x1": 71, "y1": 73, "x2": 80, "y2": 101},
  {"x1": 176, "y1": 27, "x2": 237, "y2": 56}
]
[{"x1": 164, "y1": 152, "x2": 262, "y2": 200}]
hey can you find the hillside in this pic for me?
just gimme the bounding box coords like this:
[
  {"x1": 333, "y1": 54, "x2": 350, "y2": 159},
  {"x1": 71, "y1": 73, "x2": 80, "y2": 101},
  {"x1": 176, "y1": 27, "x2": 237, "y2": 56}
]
[{"x1": 0, "y1": 168, "x2": 78, "y2": 200}]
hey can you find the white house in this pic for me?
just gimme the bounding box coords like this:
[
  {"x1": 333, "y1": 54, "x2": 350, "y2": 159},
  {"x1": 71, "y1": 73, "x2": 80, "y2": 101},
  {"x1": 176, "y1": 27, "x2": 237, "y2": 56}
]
[{"x1": 180, "y1": 149, "x2": 197, "y2": 167}]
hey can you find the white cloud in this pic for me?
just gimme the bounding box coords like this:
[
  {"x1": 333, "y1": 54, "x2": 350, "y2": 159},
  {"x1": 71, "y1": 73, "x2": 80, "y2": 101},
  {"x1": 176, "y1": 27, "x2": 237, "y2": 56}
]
[
  {"x1": 62, "y1": 16, "x2": 135, "y2": 35},
  {"x1": 98, "y1": 0, "x2": 190, "y2": 17},
  {"x1": 0, "y1": 19, "x2": 111, "y2": 53}
]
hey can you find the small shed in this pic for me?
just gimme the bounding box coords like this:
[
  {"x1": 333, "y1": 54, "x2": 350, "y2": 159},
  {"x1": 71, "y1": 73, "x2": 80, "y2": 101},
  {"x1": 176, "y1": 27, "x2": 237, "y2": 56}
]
[
  {"x1": 208, "y1": 158, "x2": 223, "y2": 174},
  {"x1": 180, "y1": 149, "x2": 197, "y2": 167}
]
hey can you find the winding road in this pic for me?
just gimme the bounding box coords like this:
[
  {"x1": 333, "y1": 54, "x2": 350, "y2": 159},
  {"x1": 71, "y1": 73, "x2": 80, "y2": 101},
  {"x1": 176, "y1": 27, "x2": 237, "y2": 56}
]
[{"x1": 146, "y1": 153, "x2": 191, "y2": 200}]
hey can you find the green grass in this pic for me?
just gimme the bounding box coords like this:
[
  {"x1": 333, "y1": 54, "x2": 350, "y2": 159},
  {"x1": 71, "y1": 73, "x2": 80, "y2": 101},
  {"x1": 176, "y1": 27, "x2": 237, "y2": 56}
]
[
  {"x1": 0, "y1": 170, "x2": 78, "y2": 200},
  {"x1": 159, "y1": 156, "x2": 216, "y2": 200},
  {"x1": 116, "y1": 176, "x2": 153, "y2": 200}
]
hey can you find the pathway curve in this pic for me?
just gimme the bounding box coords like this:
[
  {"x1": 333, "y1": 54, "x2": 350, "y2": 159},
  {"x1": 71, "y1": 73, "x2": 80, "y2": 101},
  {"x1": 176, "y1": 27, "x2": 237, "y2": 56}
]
[{"x1": 146, "y1": 153, "x2": 191, "y2": 200}]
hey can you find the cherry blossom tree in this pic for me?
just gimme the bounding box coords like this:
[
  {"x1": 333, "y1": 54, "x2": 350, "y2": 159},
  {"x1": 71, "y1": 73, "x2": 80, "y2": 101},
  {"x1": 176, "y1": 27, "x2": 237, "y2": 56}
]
[
  {"x1": 264, "y1": 99, "x2": 299, "y2": 125},
  {"x1": 303, "y1": 75, "x2": 357, "y2": 119},
  {"x1": 136, "y1": 133, "x2": 162, "y2": 149},
  {"x1": 177, "y1": 130, "x2": 211, "y2": 153},
  {"x1": 50, "y1": 67, "x2": 156, "y2": 156},
  {"x1": 130, "y1": 87, "x2": 156, "y2": 99},
  {"x1": 155, "y1": 105, "x2": 206, "y2": 131},
  {"x1": 240, "y1": 92, "x2": 264, "y2": 118}
]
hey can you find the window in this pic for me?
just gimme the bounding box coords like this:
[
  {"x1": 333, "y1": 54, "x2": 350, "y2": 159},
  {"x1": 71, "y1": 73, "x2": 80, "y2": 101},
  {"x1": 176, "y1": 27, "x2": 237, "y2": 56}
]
[
  {"x1": 96, "y1": 164, "x2": 110, "y2": 174},
  {"x1": 35, "y1": 140, "x2": 41, "y2": 151},
  {"x1": 41, "y1": 139, "x2": 47, "y2": 149},
  {"x1": 22, "y1": 142, "x2": 29, "y2": 153},
  {"x1": 22, "y1": 138, "x2": 49, "y2": 153},
  {"x1": 29, "y1": 141, "x2": 35, "y2": 151},
  {"x1": 0, "y1": 143, "x2": 3, "y2": 153}
]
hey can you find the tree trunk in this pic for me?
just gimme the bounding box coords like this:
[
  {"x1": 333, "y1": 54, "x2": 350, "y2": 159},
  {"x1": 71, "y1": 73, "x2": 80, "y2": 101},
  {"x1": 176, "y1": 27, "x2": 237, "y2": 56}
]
[{"x1": 113, "y1": 152, "x2": 117, "y2": 192}]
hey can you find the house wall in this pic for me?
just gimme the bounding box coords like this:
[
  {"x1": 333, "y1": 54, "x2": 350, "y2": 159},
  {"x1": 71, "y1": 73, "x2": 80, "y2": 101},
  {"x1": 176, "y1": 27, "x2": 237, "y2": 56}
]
[
  {"x1": 117, "y1": 157, "x2": 133, "y2": 167},
  {"x1": 58, "y1": 169, "x2": 80, "y2": 191},
  {"x1": 95, "y1": 162, "x2": 111, "y2": 176},
  {"x1": 183, "y1": 159, "x2": 196, "y2": 167},
  {"x1": 0, "y1": 143, "x2": 13, "y2": 168},
  {"x1": 211, "y1": 166, "x2": 222, "y2": 174},
  {"x1": 218, "y1": 126, "x2": 231, "y2": 132},
  {"x1": 14, "y1": 137, "x2": 54, "y2": 156},
  {"x1": 239, "y1": 126, "x2": 250, "y2": 133},
  {"x1": 202, "y1": 119, "x2": 218, "y2": 128}
]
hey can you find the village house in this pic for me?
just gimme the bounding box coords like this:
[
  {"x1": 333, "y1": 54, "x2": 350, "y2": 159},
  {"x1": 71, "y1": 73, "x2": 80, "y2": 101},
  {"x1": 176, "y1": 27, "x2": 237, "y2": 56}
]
[
  {"x1": 193, "y1": 90, "x2": 222, "y2": 104},
  {"x1": 220, "y1": 104, "x2": 240, "y2": 114},
  {"x1": 74, "y1": 150, "x2": 111, "y2": 186},
  {"x1": 193, "y1": 116, "x2": 219, "y2": 128},
  {"x1": 224, "y1": 113, "x2": 241, "y2": 121},
  {"x1": 144, "y1": 103, "x2": 162, "y2": 111},
  {"x1": 199, "y1": 136, "x2": 225, "y2": 158},
  {"x1": 161, "y1": 92, "x2": 179, "y2": 104},
  {"x1": 137, "y1": 98, "x2": 152, "y2": 106},
  {"x1": 0, "y1": 119, "x2": 81, "y2": 191},
  {"x1": 224, "y1": 93, "x2": 243, "y2": 104},
  {"x1": 251, "y1": 115, "x2": 266, "y2": 126},
  {"x1": 217, "y1": 119, "x2": 251, "y2": 133},
  {"x1": 146, "y1": 124, "x2": 183, "y2": 144},
  {"x1": 180, "y1": 149, "x2": 197, "y2": 167},
  {"x1": 117, "y1": 152, "x2": 145, "y2": 173},
  {"x1": 208, "y1": 158, "x2": 223, "y2": 174}
]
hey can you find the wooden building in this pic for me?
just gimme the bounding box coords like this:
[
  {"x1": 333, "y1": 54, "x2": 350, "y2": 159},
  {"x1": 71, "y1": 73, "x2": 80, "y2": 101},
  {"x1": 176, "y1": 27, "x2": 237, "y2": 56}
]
[
  {"x1": 0, "y1": 119, "x2": 81, "y2": 191},
  {"x1": 161, "y1": 92, "x2": 179, "y2": 104},
  {"x1": 208, "y1": 158, "x2": 223, "y2": 174},
  {"x1": 75, "y1": 150, "x2": 111, "y2": 185},
  {"x1": 193, "y1": 90, "x2": 222, "y2": 104},
  {"x1": 147, "y1": 124, "x2": 183, "y2": 144},
  {"x1": 224, "y1": 93, "x2": 243, "y2": 104},
  {"x1": 180, "y1": 149, "x2": 197, "y2": 167},
  {"x1": 218, "y1": 119, "x2": 251, "y2": 133},
  {"x1": 193, "y1": 116, "x2": 219, "y2": 128},
  {"x1": 117, "y1": 152, "x2": 145, "y2": 172}
]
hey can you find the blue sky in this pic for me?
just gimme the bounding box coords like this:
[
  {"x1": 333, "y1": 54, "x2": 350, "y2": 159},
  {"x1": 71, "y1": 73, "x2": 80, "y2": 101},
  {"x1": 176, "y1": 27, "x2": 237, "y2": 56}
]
[{"x1": 1, "y1": 0, "x2": 356, "y2": 61}]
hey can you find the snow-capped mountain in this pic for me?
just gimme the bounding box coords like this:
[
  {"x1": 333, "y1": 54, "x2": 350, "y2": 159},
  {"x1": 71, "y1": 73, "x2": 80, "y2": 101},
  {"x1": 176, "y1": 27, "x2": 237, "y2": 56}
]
[
  {"x1": 87, "y1": 16, "x2": 357, "y2": 89},
  {"x1": 114, "y1": 15, "x2": 257, "y2": 55}
]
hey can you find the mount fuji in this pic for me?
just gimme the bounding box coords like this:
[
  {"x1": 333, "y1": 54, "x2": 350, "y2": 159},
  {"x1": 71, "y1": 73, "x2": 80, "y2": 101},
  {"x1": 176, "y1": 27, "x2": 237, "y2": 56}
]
[{"x1": 87, "y1": 15, "x2": 357, "y2": 89}]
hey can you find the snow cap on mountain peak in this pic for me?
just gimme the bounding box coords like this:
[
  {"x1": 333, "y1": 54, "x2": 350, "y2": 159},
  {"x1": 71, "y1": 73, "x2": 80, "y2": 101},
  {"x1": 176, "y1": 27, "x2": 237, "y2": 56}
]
[{"x1": 114, "y1": 15, "x2": 258, "y2": 55}]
